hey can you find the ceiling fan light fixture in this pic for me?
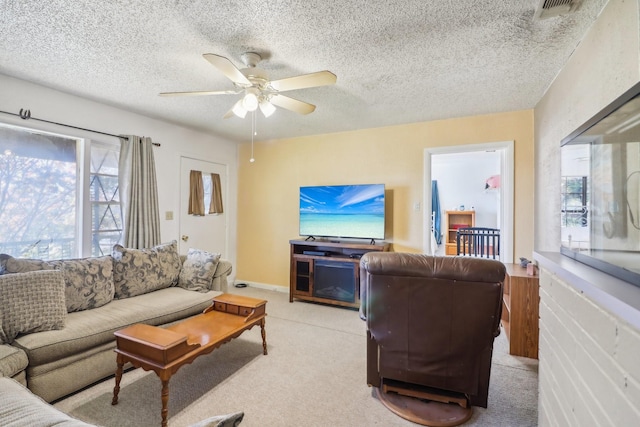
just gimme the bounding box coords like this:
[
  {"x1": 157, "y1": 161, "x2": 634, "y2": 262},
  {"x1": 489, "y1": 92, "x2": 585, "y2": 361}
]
[
  {"x1": 259, "y1": 99, "x2": 276, "y2": 118},
  {"x1": 242, "y1": 88, "x2": 260, "y2": 111},
  {"x1": 163, "y1": 52, "x2": 336, "y2": 120},
  {"x1": 231, "y1": 99, "x2": 247, "y2": 118}
]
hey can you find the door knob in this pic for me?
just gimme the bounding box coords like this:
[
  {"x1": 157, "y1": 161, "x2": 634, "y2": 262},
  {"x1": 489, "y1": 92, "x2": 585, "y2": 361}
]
[{"x1": 181, "y1": 235, "x2": 189, "y2": 241}]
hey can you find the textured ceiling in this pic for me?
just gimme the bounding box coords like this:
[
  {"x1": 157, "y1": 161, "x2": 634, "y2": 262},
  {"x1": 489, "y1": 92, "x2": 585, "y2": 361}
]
[{"x1": 0, "y1": 0, "x2": 607, "y2": 143}]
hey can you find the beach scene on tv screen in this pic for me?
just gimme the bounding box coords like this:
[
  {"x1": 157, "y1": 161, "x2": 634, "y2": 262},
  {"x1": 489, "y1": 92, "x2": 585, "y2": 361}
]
[{"x1": 299, "y1": 184, "x2": 385, "y2": 239}]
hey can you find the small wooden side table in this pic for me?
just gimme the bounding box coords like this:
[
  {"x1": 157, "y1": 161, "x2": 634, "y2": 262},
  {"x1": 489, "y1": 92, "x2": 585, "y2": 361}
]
[
  {"x1": 112, "y1": 294, "x2": 267, "y2": 427},
  {"x1": 501, "y1": 264, "x2": 539, "y2": 359}
]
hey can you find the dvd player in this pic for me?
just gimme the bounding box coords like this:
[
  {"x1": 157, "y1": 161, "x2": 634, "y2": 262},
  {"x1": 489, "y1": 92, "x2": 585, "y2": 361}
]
[{"x1": 303, "y1": 250, "x2": 328, "y2": 256}]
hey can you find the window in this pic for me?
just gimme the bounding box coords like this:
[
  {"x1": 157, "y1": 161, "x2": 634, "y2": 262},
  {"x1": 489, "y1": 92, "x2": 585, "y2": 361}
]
[
  {"x1": 561, "y1": 176, "x2": 588, "y2": 227},
  {"x1": 202, "y1": 173, "x2": 212, "y2": 214},
  {"x1": 90, "y1": 142, "x2": 122, "y2": 256},
  {"x1": 0, "y1": 124, "x2": 121, "y2": 259}
]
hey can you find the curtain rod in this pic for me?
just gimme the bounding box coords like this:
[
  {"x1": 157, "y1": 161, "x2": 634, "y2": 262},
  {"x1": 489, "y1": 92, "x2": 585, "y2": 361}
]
[{"x1": 0, "y1": 108, "x2": 161, "y2": 147}]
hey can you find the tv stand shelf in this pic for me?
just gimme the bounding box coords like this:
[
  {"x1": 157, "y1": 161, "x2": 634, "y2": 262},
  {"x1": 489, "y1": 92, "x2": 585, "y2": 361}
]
[{"x1": 289, "y1": 239, "x2": 390, "y2": 309}]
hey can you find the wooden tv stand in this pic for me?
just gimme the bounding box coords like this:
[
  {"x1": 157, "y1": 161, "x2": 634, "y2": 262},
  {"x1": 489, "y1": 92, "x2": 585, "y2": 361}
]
[{"x1": 289, "y1": 239, "x2": 390, "y2": 309}]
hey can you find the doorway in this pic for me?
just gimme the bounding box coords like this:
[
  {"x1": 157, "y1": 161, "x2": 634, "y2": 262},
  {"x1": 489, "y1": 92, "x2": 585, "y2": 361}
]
[
  {"x1": 423, "y1": 141, "x2": 514, "y2": 262},
  {"x1": 179, "y1": 156, "x2": 228, "y2": 256}
]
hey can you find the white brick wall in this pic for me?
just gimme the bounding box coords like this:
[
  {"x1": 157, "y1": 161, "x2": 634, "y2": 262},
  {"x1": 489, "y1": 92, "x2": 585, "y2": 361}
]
[{"x1": 539, "y1": 268, "x2": 640, "y2": 426}]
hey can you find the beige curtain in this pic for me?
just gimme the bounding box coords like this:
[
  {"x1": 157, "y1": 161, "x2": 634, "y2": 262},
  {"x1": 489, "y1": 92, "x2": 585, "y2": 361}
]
[
  {"x1": 118, "y1": 135, "x2": 161, "y2": 249},
  {"x1": 188, "y1": 170, "x2": 205, "y2": 216},
  {"x1": 209, "y1": 173, "x2": 224, "y2": 214}
]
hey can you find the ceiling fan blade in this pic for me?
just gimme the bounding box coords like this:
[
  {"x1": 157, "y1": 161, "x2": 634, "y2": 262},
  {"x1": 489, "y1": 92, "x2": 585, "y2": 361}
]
[
  {"x1": 159, "y1": 90, "x2": 239, "y2": 97},
  {"x1": 270, "y1": 94, "x2": 316, "y2": 115},
  {"x1": 269, "y1": 71, "x2": 336, "y2": 92},
  {"x1": 203, "y1": 54, "x2": 251, "y2": 86}
]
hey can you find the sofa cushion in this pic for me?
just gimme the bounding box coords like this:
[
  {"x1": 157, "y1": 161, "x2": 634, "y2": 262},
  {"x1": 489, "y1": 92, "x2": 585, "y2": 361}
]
[
  {"x1": 0, "y1": 270, "x2": 67, "y2": 344},
  {"x1": 51, "y1": 256, "x2": 115, "y2": 313},
  {"x1": 178, "y1": 248, "x2": 221, "y2": 292},
  {"x1": 0, "y1": 344, "x2": 29, "y2": 378},
  {"x1": 0, "y1": 377, "x2": 95, "y2": 427},
  {"x1": 112, "y1": 240, "x2": 182, "y2": 299},
  {"x1": 13, "y1": 287, "x2": 219, "y2": 366}
]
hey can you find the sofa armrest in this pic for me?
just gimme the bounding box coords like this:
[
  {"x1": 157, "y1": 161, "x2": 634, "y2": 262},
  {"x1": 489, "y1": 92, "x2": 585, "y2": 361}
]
[{"x1": 211, "y1": 259, "x2": 232, "y2": 293}]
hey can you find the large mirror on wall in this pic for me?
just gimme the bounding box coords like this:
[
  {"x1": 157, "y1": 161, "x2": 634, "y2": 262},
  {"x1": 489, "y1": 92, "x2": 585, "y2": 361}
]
[{"x1": 561, "y1": 82, "x2": 640, "y2": 287}]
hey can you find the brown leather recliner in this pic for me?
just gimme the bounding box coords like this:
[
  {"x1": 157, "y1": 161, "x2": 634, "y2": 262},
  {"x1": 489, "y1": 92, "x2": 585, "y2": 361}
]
[{"x1": 360, "y1": 252, "x2": 505, "y2": 424}]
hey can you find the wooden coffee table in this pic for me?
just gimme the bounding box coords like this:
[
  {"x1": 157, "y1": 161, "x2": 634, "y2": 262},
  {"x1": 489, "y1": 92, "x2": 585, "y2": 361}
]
[{"x1": 111, "y1": 294, "x2": 267, "y2": 427}]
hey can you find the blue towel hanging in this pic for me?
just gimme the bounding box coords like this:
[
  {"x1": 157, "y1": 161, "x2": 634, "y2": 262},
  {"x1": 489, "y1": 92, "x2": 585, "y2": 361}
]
[{"x1": 432, "y1": 180, "x2": 442, "y2": 245}]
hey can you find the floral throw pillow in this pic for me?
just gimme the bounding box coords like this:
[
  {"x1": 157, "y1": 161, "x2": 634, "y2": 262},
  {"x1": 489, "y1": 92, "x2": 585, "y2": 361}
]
[
  {"x1": 52, "y1": 256, "x2": 115, "y2": 312},
  {"x1": 0, "y1": 270, "x2": 67, "y2": 344},
  {"x1": 189, "y1": 412, "x2": 244, "y2": 427},
  {"x1": 0, "y1": 254, "x2": 55, "y2": 274},
  {"x1": 0, "y1": 254, "x2": 115, "y2": 313},
  {"x1": 178, "y1": 248, "x2": 221, "y2": 292},
  {"x1": 153, "y1": 240, "x2": 182, "y2": 286},
  {"x1": 112, "y1": 241, "x2": 181, "y2": 299}
]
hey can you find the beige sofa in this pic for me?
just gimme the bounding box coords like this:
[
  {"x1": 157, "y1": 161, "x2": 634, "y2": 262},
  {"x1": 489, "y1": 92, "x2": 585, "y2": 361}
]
[
  {"x1": 0, "y1": 241, "x2": 232, "y2": 403},
  {"x1": 0, "y1": 377, "x2": 244, "y2": 427}
]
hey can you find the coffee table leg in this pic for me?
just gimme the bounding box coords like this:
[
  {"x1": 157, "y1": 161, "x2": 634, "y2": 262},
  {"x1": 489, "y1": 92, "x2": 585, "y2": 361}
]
[
  {"x1": 260, "y1": 318, "x2": 268, "y2": 355},
  {"x1": 112, "y1": 356, "x2": 124, "y2": 405},
  {"x1": 161, "y1": 378, "x2": 170, "y2": 427}
]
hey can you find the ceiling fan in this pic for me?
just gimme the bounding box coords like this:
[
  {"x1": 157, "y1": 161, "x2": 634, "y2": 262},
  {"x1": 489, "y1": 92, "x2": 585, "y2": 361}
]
[{"x1": 160, "y1": 52, "x2": 337, "y2": 119}]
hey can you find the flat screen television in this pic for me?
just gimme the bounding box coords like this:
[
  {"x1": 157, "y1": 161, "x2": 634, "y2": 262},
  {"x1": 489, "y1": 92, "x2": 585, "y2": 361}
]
[
  {"x1": 299, "y1": 184, "x2": 385, "y2": 241},
  {"x1": 560, "y1": 81, "x2": 640, "y2": 288}
]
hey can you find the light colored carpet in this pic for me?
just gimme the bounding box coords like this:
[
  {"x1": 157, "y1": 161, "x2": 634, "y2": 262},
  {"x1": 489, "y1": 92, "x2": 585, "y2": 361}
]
[{"x1": 54, "y1": 287, "x2": 538, "y2": 426}]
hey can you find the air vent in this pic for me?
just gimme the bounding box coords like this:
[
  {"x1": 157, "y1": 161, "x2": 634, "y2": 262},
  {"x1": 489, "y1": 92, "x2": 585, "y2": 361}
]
[{"x1": 534, "y1": 0, "x2": 582, "y2": 19}]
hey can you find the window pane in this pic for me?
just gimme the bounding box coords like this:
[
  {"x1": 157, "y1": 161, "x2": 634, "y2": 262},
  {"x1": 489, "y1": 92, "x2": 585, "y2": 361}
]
[
  {"x1": 203, "y1": 174, "x2": 212, "y2": 214},
  {"x1": 0, "y1": 126, "x2": 78, "y2": 259},
  {"x1": 564, "y1": 194, "x2": 585, "y2": 209},
  {"x1": 565, "y1": 177, "x2": 584, "y2": 193},
  {"x1": 90, "y1": 142, "x2": 121, "y2": 256},
  {"x1": 90, "y1": 174, "x2": 119, "y2": 202},
  {"x1": 90, "y1": 144, "x2": 119, "y2": 175},
  {"x1": 92, "y1": 231, "x2": 122, "y2": 257},
  {"x1": 560, "y1": 175, "x2": 588, "y2": 229},
  {"x1": 92, "y1": 203, "x2": 122, "y2": 231}
]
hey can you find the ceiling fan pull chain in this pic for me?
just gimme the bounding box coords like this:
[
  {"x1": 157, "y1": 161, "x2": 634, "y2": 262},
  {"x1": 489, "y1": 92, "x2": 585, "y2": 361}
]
[{"x1": 250, "y1": 111, "x2": 256, "y2": 163}]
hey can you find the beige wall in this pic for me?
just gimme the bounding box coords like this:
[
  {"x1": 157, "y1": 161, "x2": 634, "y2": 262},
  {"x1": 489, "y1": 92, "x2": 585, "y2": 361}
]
[
  {"x1": 534, "y1": 0, "x2": 640, "y2": 425},
  {"x1": 237, "y1": 110, "x2": 534, "y2": 288},
  {"x1": 1, "y1": 74, "x2": 239, "y2": 270}
]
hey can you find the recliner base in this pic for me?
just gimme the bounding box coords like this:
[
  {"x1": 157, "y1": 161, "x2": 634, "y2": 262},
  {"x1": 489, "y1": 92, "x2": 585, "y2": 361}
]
[{"x1": 373, "y1": 382, "x2": 473, "y2": 427}]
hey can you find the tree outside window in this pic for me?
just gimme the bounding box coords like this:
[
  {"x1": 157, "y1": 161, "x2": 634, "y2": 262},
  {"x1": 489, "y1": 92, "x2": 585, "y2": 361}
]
[{"x1": 0, "y1": 124, "x2": 121, "y2": 259}]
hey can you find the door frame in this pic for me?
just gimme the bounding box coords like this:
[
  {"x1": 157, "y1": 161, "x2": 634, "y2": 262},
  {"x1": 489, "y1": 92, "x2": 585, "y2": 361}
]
[
  {"x1": 423, "y1": 141, "x2": 514, "y2": 262},
  {"x1": 178, "y1": 155, "x2": 230, "y2": 257}
]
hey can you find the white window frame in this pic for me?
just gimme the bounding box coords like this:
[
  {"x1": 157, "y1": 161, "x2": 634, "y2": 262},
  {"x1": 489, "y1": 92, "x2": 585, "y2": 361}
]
[{"x1": 0, "y1": 122, "x2": 121, "y2": 258}]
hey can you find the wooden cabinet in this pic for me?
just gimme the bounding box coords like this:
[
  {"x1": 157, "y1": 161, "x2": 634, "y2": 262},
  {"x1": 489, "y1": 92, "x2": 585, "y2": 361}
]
[
  {"x1": 290, "y1": 240, "x2": 390, "y2": 309},
  {"x1": 444, "y1": 210, "x2": 475, "y2": 255},
  {"x1": 501, "y1": 263, "x2": 539, "y2": 359}
]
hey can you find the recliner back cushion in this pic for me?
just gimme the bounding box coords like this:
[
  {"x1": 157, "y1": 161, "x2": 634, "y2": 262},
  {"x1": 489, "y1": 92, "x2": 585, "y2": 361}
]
[{"x1": 367, "y1": 274, "x2": 502, "y2": 394}]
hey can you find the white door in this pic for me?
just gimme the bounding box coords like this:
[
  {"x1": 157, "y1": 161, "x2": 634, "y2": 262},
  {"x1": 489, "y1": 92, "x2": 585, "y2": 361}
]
[{"x1": 179, "y1": 157, "x2": 228, "y2": 256}]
